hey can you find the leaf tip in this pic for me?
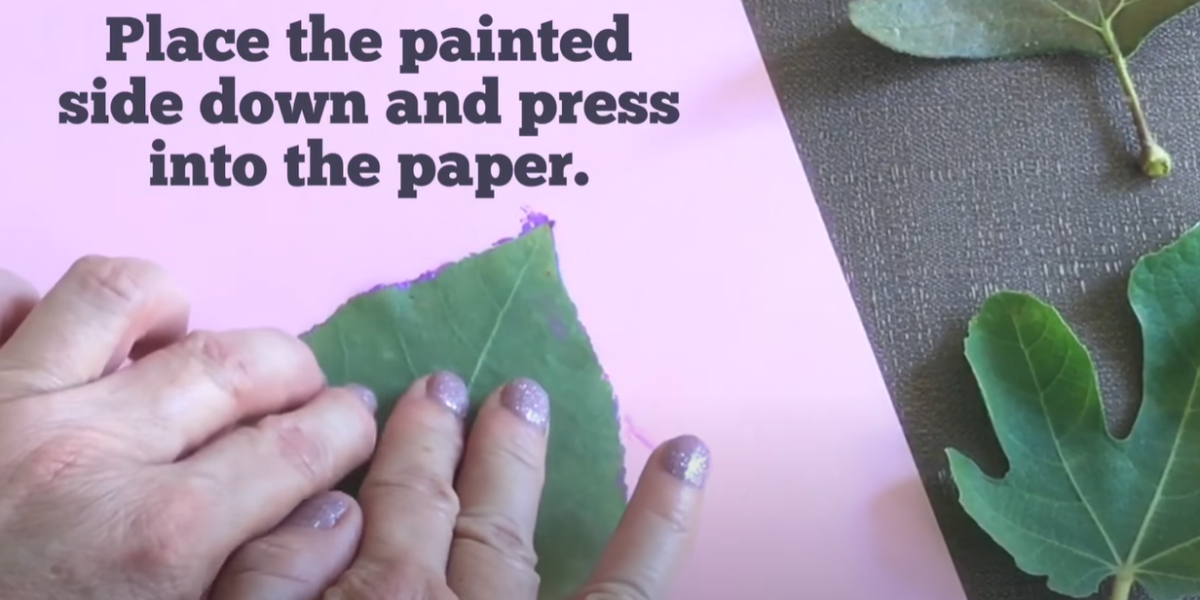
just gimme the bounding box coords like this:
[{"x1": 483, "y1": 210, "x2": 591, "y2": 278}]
[
  {"x1": 966, "y1": 290, "x2": 1037, "y2": 332},
  {"x1": 519, "y1": 208, "x2": 555, "y2": 234}
]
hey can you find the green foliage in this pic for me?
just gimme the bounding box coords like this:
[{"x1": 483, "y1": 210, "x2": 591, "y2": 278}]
[
  {"x1": 848, "y1": 0, "x2": 1200, "y2": 177},
  {"x1": 953, "y1": 224, "x2": 1200, "y2": 600},
  {"x1": 303, "y1": 225, "x2": 627, "y2": 600}
]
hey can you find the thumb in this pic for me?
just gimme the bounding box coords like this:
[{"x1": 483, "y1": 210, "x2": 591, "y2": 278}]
[{"x1": 209, "y1": 491, "x2": 362, "y2": 600}]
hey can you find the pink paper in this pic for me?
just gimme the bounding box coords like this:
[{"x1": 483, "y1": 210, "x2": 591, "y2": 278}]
[{"x1": 0, "y1": 1, "x2": 967, "y2": 598}]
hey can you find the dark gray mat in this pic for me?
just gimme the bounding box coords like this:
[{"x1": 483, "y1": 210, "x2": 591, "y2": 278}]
[{"x1": 739, "y1": 2, "x2": 1200, "y2": 599}]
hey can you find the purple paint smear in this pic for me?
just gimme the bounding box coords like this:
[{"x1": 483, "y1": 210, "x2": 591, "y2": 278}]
[
  {"x1": 307, "y1": 208, "x2": 630, "y2": 496},
  {"x1": 362, "y1": 208, "x2": 556, "y2": 296},
  {"x1": 621, "y1": 414, "x2": 658, "y2": 452},
  {"x1": 546, "y1": 314, "x2": 568, "y2": 341},
  {"x1": 299, "y1": 209, "x2": 553, "y2": 337}
]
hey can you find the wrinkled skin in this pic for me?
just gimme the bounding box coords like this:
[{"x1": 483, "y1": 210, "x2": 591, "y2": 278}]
[{"x1": 0, "y1": 257, "x2": 709, "y2": 600}]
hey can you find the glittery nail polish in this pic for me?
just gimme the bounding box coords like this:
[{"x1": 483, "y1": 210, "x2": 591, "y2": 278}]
[
  {"x1": 660, "y1": 435, "x2": 711, "y2": 488},
  {"x1": 426, "y1": 371, "x2": 469, "y2": 418},
  {"x1": 500, "y1": 378, "x2": 550, "y2": 431},
  {"x1": 283, "y1": 492, "x2": 349, "y2": 530},
  {"x1": 347, "y1": 384, "x2": 377, "y2": 413}
]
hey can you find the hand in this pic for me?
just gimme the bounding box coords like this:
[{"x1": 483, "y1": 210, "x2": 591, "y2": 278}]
[
  {"x1": 0, "y1": 258, "x2": 379, "y2": 600},
  {"x1": 209, "y1": 365, "x2": 710, "y2": 597}
]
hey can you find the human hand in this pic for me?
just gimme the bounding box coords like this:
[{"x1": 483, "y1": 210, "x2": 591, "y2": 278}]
[
  {"x1": 0, "y1": 256, "x2": 709, "y2": 600},
  {"x1": 211, "y1": 368, "x2": 710, "y2": 600},
  {"x1": 0, "y1": 258, "x2": 379, "y2": 600}
]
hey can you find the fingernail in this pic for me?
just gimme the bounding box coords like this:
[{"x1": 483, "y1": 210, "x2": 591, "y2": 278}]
[
  {"x1": 660, "y1": 435, "x2": 711, "y2": 488},
  {"x1": 347, "y1": 384, "x2": 377, "y2": 413},
  {"x1": 500, "y1": 378, "x2": 550, "y2": 431},
  {"x1": 284, "y1": 492, "x2": 349, "y2": 530},
  {"x1": 426, "y1": 371, "x2": 469, "y2": 418}
]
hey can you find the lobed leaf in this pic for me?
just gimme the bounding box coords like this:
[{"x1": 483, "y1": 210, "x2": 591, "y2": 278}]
[{"x1": 951, "y1": 223, "x2": 1200, "y2": 599}]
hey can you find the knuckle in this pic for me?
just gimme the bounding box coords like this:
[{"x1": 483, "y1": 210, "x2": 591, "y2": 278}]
[
  {"x1": 575, "y1": 581, "x2": 654, "y2": 600},
  {"x1": 646, "y1": 499, "x2": 693, "y2": 538},
  {"x1": 0, "y1": 366, "x2": 60, "y2": 400},
  {"x1": 454, "y1": 510, "x2": 537, "y2": 570},
  {"x1": 225, "y1": 535, "x2": 316, "y2": 586},
  {"x1": 342, "y1": 395, "x2": 380, "y2": 456},
  {"x1": 176, "y1": 330, "x2": 251, "y2": 397},
  {"x1": 254, "y1": 414, "x2": 330, "y2": 485},
  {"x1": 11, "y1": 435, "x2": 94, "y2": 488},
  {"x1": 256, "y1": 327, "x2": 320, "y2": 370},
  {"x1": 362, "y1": 468, "x2": 460, "y2": 524},
  {"x1": 488, "y1": 437, "x2": 544, "y2": 474},
  {"x1": 325, "y1": 562, "x2": 448, "y2": 600},
  {"x1": 68, "y1": 256, "x2": 162, "y2": 310},
  {"x1": 329, "y1": 386, "x2": 380, "y2": 433},
  {"x1": 0, "y1": 362, "x2": 71, "y2": 400}
]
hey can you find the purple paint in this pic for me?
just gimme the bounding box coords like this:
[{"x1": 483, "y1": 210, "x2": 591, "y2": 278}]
[
  {"x1": 300, "y1": 211, "x2": 552, "y2": 338},
  {"x1": 363, "y1": 208, "x2": 556, "y2": 297},
  {"x1": 519, "y1": 209, "x2": 553, "y2": 233},
  {"x1": 547, "y1": 314, "x2": 568, "y2": 340},
  {"x1": 304, "y1": 208, "x2": 630, "y2": 497},
  {"x1": 621, "y1": 414, "x2": 657, "y2": 452},
  {"x1": 487, "y1": 208, "x2": 555, "y2": 250},
  {"x1": 362, "y1": 262, "x2": 451, "y2": 295}
]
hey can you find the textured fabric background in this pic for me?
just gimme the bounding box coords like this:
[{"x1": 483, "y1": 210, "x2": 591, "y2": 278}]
[{"x1": 739, "y1": 3, "x2": 1200, "y2": 599}]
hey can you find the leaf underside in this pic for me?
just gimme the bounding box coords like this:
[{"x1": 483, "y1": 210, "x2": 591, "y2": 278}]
[
  {"x1": 848, "y1": 0, "x2": 1200, "y2": 59},
  {"x1": 301, "y1": 225, "x2": 628, "y2": 600},
  {"x1": 950, "y1": 223, "x2": 1200, "y2": 599}
]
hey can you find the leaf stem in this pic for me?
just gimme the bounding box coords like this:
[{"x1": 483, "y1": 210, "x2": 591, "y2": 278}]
[
  {"x1": 1111, "y1": 571, "x2": 1134, "y2": 600},
  {"x1": 1100, "y1": 21, "x2": 1171, "y2": 178}
]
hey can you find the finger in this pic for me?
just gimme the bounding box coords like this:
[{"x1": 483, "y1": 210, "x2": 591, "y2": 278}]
[
  {"x1": 0, "y1": 256, "x2": 188, "y2": 398},
  {"x1": 87, "y1": 329, "x2": 329, "y2": 461},
  {"x1": 0, "y1": 270, "x2": 39, "y2": 346},
  {"x1": 572, "y1": 435, "x2": 710, "y2": 600},
  {"x1": 178, "y1": 385, "x2": 378, "y2": 557},
  {"x1": 448, "y1": 378, "x2": 550, "y2": 600},
  {"x1": 209, "y1": 491, "x2": 362, "y2": 600},
  {"x1": 324, "y1": 371, "x2": 469, "y2": 598}
]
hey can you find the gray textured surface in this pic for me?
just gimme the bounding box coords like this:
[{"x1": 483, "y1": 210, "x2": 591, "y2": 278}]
[{"x1": 739, "y1": 2, "x2": 1200, "y2": 599}]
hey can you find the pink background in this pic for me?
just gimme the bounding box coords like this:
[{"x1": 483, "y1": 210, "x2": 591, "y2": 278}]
[{"x1": 0, "y1": 1, "x2": 967, "y2": 598}]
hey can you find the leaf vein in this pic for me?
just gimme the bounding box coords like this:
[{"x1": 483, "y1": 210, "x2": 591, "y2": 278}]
[
  {"x1": 1000, "y1": 427, "x2": 1073, "y2": 470},
  {"x1": 435, "y1": 282, "x2": 476, "y2": 355},
  {"x1": 1013, "y1": 487, "x2": 1087, "y2": 507},
  {"x1": 1038, "y1": 0, "x2": 1105, "y2": 33},
  {"x1": 1127, "y1": 273, "x2": 1200, "y2": 566},
  {"x1": 1012, "y1": 313, "x2": 1123, "y2": 564},
  {"x1": 972, "y1": 490, "x2": 1116, "y2": 567},
  {"x1": 474, "y1": 269, "x2": 502, "y2": 310},
  {"x1": 334, "y1": 319, "x2": 351, "y2": 378},
  {"x1": 1138, "y1": 569, "x2": 1200, "y2": 582},
  {"x1": 393, "y1": 317, "x2": 418, "y2": 381},
  {"x1": 465, "y1": 236, "x2": 540, "y2": 393}
]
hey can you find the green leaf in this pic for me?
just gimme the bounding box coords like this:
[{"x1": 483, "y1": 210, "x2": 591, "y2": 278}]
[
  {"x1": 847, "y1": 0, "x2": 1199, "y2": 178},
  {"x1": 951, "y1": 223, "x2": 1200, "y2": 600},
  {"x1": 847, "y1": 0, "x2": 1197, "y2": 59},
  {"x1": 301, "y1": 224, "x2": 627, "y2": 600}
]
